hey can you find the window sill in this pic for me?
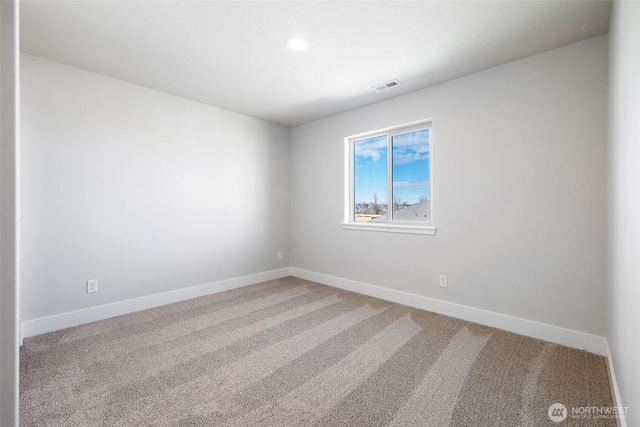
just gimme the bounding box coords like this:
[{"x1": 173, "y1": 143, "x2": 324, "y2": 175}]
[{"x1": 341, "y1": 222, "x2": 437, "y2": 235}]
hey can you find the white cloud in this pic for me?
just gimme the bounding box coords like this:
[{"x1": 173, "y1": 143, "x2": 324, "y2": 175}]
[
  {"x1": 393, "y1": 180, "x2": 430, "y2": 188},
  {"x1": 392, "y1": 130, "x2": 430, "y2": 148},
  {"x1": 355, "y1": 135, "x2": 387, "y2": 163},
  {"x1": 354, "y1": 131, "x2": 430, "y2": 165},
  {"x1": 359, "y1": 148, "x2": 382, "y2": 162},
  {"x1": 392, "y1": 130, "x2": 430, "y2": 165},
  {"x1": 393, "y1": 151, "x2": 429, "y2": 165}
]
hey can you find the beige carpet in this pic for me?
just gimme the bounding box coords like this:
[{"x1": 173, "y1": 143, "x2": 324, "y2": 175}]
[{"x1": 20, "y1": 277, "x2": 615, "y2": 426}]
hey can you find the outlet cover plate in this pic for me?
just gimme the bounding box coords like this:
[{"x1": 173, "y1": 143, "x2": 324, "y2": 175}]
[
  {"x1": 87, "y1": 279, "x2": 98, "y2": 293},
  {"x1": 439, "y1": 275, "x2": 448, "y2": 288}
]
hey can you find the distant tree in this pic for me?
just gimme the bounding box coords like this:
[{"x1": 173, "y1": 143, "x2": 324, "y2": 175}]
[
  {"x1": 393, "y1": 196, "x2": 404, "y2": 211},
  {"x1": 418, "y1": 194, "x2": 428, "y2": 202},
  {"x1": 372, "y1": 192, "x2": 381, "y2": 214}
]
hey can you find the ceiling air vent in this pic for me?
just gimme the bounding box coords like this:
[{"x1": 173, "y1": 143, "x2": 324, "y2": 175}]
[{"x1": 372, "y1": 79, "x2": 402, "y2": 92}]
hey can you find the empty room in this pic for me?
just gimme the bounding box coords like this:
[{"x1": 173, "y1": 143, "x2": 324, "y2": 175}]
[{"x1": 1, "y1": 0, "x2": 638, "y2": 426}]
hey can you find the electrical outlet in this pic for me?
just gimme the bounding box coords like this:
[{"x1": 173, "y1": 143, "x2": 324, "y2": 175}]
[
  {"x1": 439, "y1": 275, "x2": 448, "y2": 288},
  {"x1": 87, "y1": 279, "x2": 98, "y2": 293},
  {"x1": 277, "y1": 251, "x2": 283, "y2": 260}
]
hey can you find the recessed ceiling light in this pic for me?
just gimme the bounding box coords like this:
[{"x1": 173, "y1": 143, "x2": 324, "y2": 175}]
[{"x1": 285, "y1": 36, "x2": 309, "y2": 51}]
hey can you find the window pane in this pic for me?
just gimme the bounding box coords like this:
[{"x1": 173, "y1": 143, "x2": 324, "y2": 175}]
[
  {"x1": 354, "y1": 135, "x2": 388, "y2": 222},
  {"x1": 391, "y1": 129, "x2": 430, "y2": 222}
]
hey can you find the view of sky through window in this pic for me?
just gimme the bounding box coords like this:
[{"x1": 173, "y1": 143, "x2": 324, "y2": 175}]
[
  {"x1": 392, "y1": 129, "x2": 430, "y2": 204},
  {"x1": 354, "y1": 135, "x2": 388, "y2": 207},
  {"x1": 354, "y1": 129, "x2": 430, "y2": 205}
]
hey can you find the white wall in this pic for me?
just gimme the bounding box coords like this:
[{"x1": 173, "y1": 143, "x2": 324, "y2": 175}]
[
  {"x1": 608, "y1": 0, "x2": 640, "y2": 419},
  {"x1": 291, "y1": 36, "x2": 608, "y2": 338},
  {"x1": 0, "y1": 1, "x2": 20, "y2": 425},
  {"x1": 20, "y1": 54, "x2": 290, "y2": 323}
]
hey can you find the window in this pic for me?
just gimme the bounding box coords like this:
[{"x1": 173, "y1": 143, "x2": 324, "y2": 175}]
[{"x1": 343, "y1": 119, "x2": 435, "y2": 235}]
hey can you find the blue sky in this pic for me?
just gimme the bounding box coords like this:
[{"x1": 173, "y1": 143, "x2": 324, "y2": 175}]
[{"x1": 354, "y1": 129, "x2": 430, "y2": 205}]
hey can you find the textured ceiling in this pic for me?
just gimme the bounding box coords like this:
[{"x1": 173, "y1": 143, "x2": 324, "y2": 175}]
[{"x1": 20, "y1": 1, "x2": 611, "y2": 127}]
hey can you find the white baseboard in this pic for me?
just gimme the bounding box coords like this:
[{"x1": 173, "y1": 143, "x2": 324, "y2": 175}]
[
  {"x1": 605, "y1": 340, "x2": 628, "y2": 427},
  {"x1": 22, "y1": 266, "x2": 608, "y2": 357},
  {"x1": 21, "y1": 268, "x2": 291, "y2": 343},
  {"x1": 290, "y1": 268, "x2": 608, "y2": 356}
]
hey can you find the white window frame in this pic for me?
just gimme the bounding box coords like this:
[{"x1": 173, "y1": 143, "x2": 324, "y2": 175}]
[{"x1": 342, "y1": 118, "x2": 436, "y2": 235}]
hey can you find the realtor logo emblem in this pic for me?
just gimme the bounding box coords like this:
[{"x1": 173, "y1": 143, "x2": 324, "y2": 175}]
[{"x1": 548, "y1": 403, "x2": 568, "y2": 422}]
